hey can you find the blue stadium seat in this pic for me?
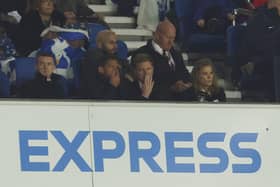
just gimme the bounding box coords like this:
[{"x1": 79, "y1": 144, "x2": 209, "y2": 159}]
[
  {"x1": 117, "y1": 40, "x2": 128, "y2": 60},
  {"x1": 0, "y1": 71, "x2": 10, "y2": 97},
  {"x1": 13, "y1": 57, "x2": 36, "y2": 88}
]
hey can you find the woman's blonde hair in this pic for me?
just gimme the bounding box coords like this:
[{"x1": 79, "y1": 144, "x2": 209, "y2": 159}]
[{"x1": 191, "y1": 58, "x2": 219, "y2": 94}]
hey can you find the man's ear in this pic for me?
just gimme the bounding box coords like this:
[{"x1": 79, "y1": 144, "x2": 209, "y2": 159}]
[{"x1": 98, "y1": 66, "x2": 104, "y2": 74}]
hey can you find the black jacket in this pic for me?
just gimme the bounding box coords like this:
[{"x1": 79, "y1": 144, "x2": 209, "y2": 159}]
[
  {"x1": 81, "y1": 73, "x2": 123, "y2": 100},
  {"x1": 15, "y1": 10, "x2": 65, "y2": 56},
  {"x1": 131, "y1": 40, "x2": 192, "y2": 98},
  {"x1": 123, "y1": 80, "x2": 168, "y2": 100},
  {"x1": 19, "y1": 73, "x2": 68, "y2": 98}
]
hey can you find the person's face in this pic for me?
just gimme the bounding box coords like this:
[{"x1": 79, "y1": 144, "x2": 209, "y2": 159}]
[
  {"x1": 198, "y1": 65, "x2": 214, "y2": 89},
  {"x1": 38, "y1": 0, "x2": 54, "y2": 16},
  {"x1": 155, "y1": 28, "x2": 176, "y2": 51},
  {"x1": 99, "y1": 59, "x2": 121, "y2": 78},
  {"x1": 135, "y1": 61, "x2": 154, "y2": 83},
  {"x1": 102, "y1": 34, "x2": 118, "y2": 54},
  {"x1": 37, "y1": 56, "x2": 55, "y2": 78}
]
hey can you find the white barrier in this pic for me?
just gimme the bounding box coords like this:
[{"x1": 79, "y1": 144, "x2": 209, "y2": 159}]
[{"x1": 0, "y1": 101, "x2": 279, "y2": 187}]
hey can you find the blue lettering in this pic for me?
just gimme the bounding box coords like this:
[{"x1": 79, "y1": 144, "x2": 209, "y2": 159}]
[
  {"x1": 51, "y1": 131, "x2": 92, "y2": 172},
  {"x1": 19, "y1": 131, "x2": 49, "y2": 171},
  {"x1": 129, "y1": 132, "x2": 163, "y2": 172},
  {"x1": 93, "y1": 131, "x2": 125, "y2": 172},
  {"x1": 165, "y1": 132, "x2": 194, "y2": 172},
  {"x1": 198, "y1": 133, "x2": 229, "y2": 173},
  {"x1": 230, "y1": 133, "x2": 261, "y2": 173}
]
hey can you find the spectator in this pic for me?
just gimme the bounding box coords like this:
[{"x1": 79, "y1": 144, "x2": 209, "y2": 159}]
[
  {"x1": 189, "y1": 58, "x2": 226, "y2": 102},
  {"x1": 112, "y1": 0, "x2": 138, "y2": 17},
  {"x1": 55, "y1": 0, "x2": 106, "y2": 25},
  {"x1": 194, "y1": 0, "x2": 234, "y2": 35},
  {"x1": 124, "y1": 53, "x2": 166, "y2": 100},
  {"x1": 234, "y1": 0, "x2": 280, "y2": 101},
  {"x1": 81, "y1": 54, "x2": 123, "y2": 99},
  {"x1": 0, "y1": 71, "x2": 10, "y2": 97},
  {"x1": 132, "y1": 20, "x2": 192, "y2": 100},
  {"x1": 0, "y1": 27, "x2": 16, "y2": 79},
  {"x1": 18, "y1": 52, "x2": 68, "y2": 98},
  {"x1": 137, "y1": 0, "x2": 159, "y2": 31},
  {"x1": 80, "y1": 30, "x2": 118, "y2": 96},
  {"x1": 15, "y1": 0, "x2": 65, "y2": 56}
]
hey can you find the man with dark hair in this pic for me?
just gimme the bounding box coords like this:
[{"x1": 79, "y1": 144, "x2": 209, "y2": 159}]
[
  {"x1": 132, "y1": 20, "x2": 192, "y2": 100},
  {"x1": 19, "y1": 52, "x2": 68, "y2": 98},
  {"x1": 81, "y1": 54, "x2": 123, "y2": 99},
  {"x1": 124, "y1": 53, "x2": 166, "y2": 100}
]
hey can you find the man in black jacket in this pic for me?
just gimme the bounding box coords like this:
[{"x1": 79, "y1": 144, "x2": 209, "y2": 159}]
[
  {"x1": 132, "y1": 20, "x2": 192, "y2": 100},
  {"x1": 236, "y1": 0, "x2": 280, "y2": 101},
  {"x1": 81, "y1": 54, "x2": 123, "y2": 99}
]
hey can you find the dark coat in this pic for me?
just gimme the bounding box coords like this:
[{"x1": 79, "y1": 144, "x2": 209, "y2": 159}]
[
  {"x1": 187, "y1": 87, "x2": 226, "y2": 102},
  {"x1": 15, "y1": 10, "x2": 65, "y2": 56},
  {"x1": 193, "y1": 0, "x2": 234, "y2": 22},
  {"x1": 123, "y1": 80, "x2": 167, "y2": 100},
  {"x1": 131, "y1": 40, "x2": 192, "y2": 99},
  {"x1": 81, "y1": 72, "x2": 123, "y2": 100},
  {"x1": 19, "y1": 73, "x2": 68, "y2": 98}
]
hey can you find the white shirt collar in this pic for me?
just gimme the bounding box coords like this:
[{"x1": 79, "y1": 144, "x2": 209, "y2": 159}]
[{"x1": 152, "y1": 40, "x2": 164, "y2": 55}]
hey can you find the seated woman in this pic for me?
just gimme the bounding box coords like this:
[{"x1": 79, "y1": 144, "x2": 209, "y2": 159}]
[
  {"x1": 189, "y1": 58, "x2": 226, "y2": 102},
  {"x1": 15, "y1": 0, "x2": 65, "y2": 56},
  {"x1": 124, "y1": 53, "x2": 166, "y2": 100},
  {"x1": 18, "y1": 52, "x2": 68, "y2": 98}
]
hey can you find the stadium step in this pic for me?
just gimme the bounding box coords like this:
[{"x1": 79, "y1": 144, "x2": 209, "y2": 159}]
[
  {"x1": 112, "y1": 28, "x2": 152, "y2": 41},
  {"x1": 104, "y1": 16, "x2": 136, "y2": 28},
  {"x1": 89, "y1": 4, "x2": 117, "y2": 16}
]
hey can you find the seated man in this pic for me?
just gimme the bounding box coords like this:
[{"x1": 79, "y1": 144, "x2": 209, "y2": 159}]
[
  {"x1": 124, "y1": 53, "x2": 167, "y2": 100},
  {"x1": 194, "y1": 0, "x2": 234, "y2": 35},
  {"x1": 80, "y1": 30, "x2": 119, "y2": 95},
  {"x1": 81, "y1": 54, "x2": 123, "y2": 99},
  {"x1": 132, "y1": 20, "x2": 192, "y2": 100},
  {"x1": 234, "y1": 0, "x2": 280, "y2": 101},
  {"x1": 18, "y1": 52, "x2": 68, "y2": 98}
]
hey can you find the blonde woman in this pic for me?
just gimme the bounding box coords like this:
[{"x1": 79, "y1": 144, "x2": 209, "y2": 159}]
[{"x1": 190, "y1": 58, "x2": 226, "y2": 102}]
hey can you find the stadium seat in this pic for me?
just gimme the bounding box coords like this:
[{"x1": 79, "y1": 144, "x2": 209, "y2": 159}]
[
  {"x1": 13, "y1": 57, "x2": 36, "y2": 88},
  {"x1": 116, "y1": 40, "x2": 128, "y2": 60},
  {"x1": 0, "y1": 71, "x2": 10, "y2": 97}
]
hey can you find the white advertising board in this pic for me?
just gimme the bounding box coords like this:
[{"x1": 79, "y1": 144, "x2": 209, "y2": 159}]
[{"x1": 0, "y1": 101, "x2": 279, "y2": 187}]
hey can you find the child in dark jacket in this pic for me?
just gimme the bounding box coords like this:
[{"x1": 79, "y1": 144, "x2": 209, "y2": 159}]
[{"x1": 19, "y1": 52, "x2": 68, "y2": 98}]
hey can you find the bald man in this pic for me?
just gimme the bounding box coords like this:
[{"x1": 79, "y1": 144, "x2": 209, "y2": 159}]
[
  {"x1": 132, "y1": 20, "x2": 192, "y2": 100},
  {"x1": 80, "y1": 30, "x2": 120, "y2": 98}
]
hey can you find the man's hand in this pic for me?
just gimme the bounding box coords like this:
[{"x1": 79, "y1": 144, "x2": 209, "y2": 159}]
[
  {"x1": 197, "y1": 19, "x2": 205, "y2": 28},
  {"x1": 171, "y1": 80, "x2": 192, "y2": 93},
  {"x1": 141, "y1": 74, "x2": 154, "y2": 98},
  {"x1": 227, "y1": 13, "x2": 235, "y2": 21},
  {"x1": 110, "y1": 69, "x2": 121, "y2": 88}
]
